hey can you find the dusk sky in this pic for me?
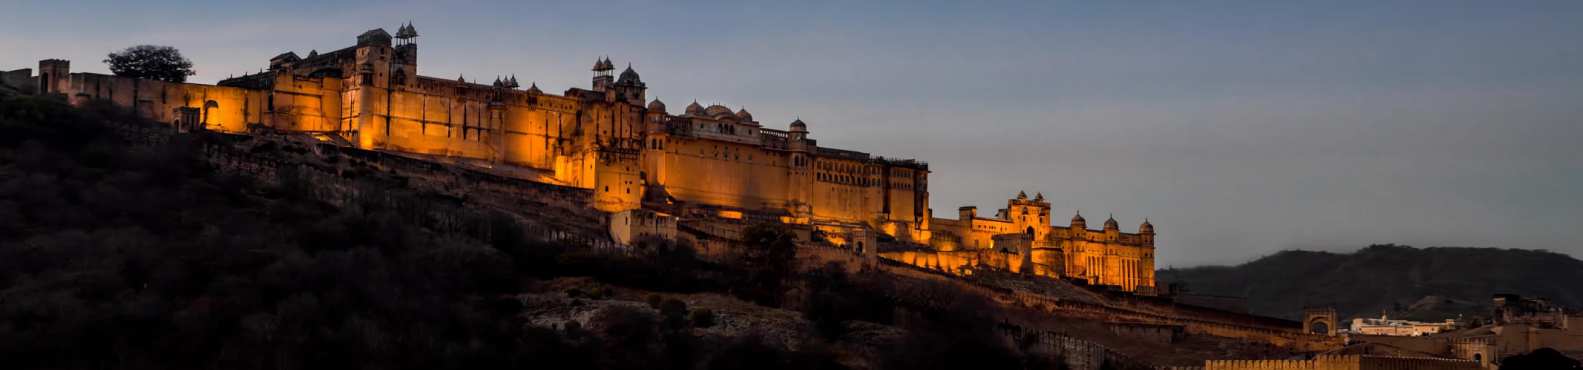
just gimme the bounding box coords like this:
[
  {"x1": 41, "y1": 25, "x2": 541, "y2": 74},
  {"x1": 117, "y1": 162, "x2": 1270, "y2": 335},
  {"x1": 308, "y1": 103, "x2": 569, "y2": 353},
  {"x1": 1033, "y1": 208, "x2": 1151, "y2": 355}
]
[{"x1": 4, "y1": 0, "x2": 1580, "y2": 267}]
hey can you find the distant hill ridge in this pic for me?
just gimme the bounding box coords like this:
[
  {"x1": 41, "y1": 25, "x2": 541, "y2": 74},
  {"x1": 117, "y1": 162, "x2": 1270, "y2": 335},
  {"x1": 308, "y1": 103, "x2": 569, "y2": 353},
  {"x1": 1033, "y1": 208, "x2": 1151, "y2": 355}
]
[{"x1": 1157, "y1": 244, "x2": 1583, "y2": 321}]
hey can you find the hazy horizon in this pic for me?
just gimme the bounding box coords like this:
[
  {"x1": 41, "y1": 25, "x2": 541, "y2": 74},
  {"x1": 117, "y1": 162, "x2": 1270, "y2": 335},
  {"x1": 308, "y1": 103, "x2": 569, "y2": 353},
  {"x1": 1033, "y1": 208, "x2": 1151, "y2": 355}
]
[{"x1": 4, "y1": 0, "x2": 1580, "y2": 267}]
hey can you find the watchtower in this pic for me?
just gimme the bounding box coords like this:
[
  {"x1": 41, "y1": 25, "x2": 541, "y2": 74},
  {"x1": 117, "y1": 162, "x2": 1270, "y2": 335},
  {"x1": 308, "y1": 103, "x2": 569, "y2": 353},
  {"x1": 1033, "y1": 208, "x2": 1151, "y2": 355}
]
[{"x1": 38, "y1": 59, "x2": 70, "y2": 95}]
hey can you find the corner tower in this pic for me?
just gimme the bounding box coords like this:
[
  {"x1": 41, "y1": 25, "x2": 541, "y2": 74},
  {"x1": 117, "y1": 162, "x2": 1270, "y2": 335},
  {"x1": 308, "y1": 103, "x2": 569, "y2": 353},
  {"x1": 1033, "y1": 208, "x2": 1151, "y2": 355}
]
[
  {"x1": 352, "y1": 27, "x2": 395, "y2": 149},
  {"x1": 786, "y1": 118, "x2": 815, "y2": 218},
  {"x1": 37, "y1": 59, "x2": 69, "y2": 95}
]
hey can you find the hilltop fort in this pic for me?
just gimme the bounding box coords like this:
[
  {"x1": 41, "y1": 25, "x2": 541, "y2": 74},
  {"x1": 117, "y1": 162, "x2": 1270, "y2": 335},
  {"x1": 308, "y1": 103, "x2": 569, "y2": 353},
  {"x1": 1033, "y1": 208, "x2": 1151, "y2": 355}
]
[
  {"x1": 5, "y1": 23, "x2": 1157, "y2": 294},
  {"x1": 12, "y1": 23, "x2": 1573, "y2": 369}
]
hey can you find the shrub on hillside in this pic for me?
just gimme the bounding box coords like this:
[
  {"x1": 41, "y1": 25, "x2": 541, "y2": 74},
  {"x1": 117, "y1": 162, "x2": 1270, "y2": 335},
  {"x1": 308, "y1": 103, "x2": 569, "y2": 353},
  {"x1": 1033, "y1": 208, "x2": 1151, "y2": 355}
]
[{"x1": 730, "y1": 223, "x2": 799, "y2": 306}]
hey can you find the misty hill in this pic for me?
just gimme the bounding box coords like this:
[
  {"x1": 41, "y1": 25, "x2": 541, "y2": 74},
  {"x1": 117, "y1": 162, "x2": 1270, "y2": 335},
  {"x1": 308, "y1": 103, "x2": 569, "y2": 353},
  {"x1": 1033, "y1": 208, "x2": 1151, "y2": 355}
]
[{"x1": 1157, "y1": 244, "x2": 1583, "y2": 321}]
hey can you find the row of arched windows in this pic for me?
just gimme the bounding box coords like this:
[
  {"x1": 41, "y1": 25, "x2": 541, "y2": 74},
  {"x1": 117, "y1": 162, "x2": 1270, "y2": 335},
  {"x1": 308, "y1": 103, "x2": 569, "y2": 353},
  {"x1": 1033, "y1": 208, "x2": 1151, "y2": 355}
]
[
  {"x1": 819, "y1": 161, "x2": 877, "y2": 175},
  {"x1": 817, "y1": 172, "x2": 879, "y2": 187}
]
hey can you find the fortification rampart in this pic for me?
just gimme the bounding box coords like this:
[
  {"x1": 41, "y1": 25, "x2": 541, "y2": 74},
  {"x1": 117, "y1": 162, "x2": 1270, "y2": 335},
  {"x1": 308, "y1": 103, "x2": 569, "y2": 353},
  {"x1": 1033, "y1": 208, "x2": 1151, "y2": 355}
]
[
  {"x1": 1204, "y1": 355, "x2": 1478, "y2": 370},
  {"x1": 1000, "y1": 325, "x2": 1157, "y2": 370},
  {"x1": 1009, "y1": 292, "x2": 1340, "y2": 351},
  {"x1": 93, "y1": 95, "x2": 1343, "y2": 362},
  {"x1": 862, "y1": 250, "x2": 1344, "y2": 351}
]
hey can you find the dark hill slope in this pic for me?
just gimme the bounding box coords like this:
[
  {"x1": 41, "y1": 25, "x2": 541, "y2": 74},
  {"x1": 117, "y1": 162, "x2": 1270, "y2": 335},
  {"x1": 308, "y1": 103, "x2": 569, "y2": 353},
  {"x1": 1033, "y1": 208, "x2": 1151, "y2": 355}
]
[
  {"x1": 0, "y1": 96, "x2": 1051, "y2": 370},
  {"x1": 1157, "y1": 244, "x2": 1583, "y2": 320}
]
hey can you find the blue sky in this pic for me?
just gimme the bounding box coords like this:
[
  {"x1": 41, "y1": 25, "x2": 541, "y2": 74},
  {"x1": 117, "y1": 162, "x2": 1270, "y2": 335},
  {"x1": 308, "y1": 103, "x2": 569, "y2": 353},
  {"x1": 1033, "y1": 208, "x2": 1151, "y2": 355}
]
[{"x1": 4, "y1": 0, "x2": 1581, "y2": 266}]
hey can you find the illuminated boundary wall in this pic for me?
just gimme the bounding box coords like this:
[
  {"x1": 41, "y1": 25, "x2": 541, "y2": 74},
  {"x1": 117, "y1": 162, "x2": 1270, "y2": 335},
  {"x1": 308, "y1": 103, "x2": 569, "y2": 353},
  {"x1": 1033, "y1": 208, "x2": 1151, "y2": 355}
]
[
  {"x1": 1204, "y1": 355, "x2": 1478, "y2": 370},
  {"x1": 92, "y1": 89, "x2": 1338, "y2": 356},
  {"x1": 29, "y1": 57, "x2": 928, "y2": 237}
]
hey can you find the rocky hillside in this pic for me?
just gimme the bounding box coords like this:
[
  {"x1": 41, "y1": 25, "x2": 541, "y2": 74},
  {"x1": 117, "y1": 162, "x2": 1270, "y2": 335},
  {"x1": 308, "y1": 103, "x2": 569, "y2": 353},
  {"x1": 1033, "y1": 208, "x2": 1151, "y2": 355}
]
[{"x1": 1158, "y1": 244, "x2": 1583, "y2": 321}]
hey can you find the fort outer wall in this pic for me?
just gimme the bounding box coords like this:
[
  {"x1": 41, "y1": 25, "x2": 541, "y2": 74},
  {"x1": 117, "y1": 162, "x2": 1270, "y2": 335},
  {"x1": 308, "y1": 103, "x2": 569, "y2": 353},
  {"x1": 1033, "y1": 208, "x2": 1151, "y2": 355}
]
[
  {"x1": 15, "y1": 33, "x2": 1338, "y2": 358},
  {"x1": 268, "y1": 29, "x2": 929, "y2": 230},
  {"x1": 36, "y1": 59, "x2": 343, "y2": 134},
  {"x1": 902, "y1": 195, "x2": 1158, "y2": 294},
  {"x1": 1204, "y1": 355, "x2": 1479, "y2": 370},
  {"x1": 783, "y1": 240, "x2": 1347, "y2": 352},
  {"x1": 90, "y1": 103, "x2": 1354, "y2": 367},
  {"x1": 66, "y1": 71, "x2": 270, "y2": 133},
  {"x1": 35, "y1": 57, "x2": 925, "y2": 236},
  {"x1": 1007, "y1": 292, "x2": 1345, "y2": 353},
  {"x1": 65, "y1": 68, "x2": 1342, "y2": 355},
  {"x1": 336, "y1": 65, "x2": 932, "y2": 236},
  {"x1": 43, "y1": 61, "x2": 888, "y2": 224}
]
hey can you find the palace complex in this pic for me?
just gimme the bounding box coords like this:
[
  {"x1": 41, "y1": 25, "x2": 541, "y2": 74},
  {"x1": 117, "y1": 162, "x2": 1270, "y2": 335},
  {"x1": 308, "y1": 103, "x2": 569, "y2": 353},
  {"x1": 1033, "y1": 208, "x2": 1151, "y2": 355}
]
[
  {"x1": 21, "y1": 22, "x2": 1583, "y2": 370},
  {"x1": 3, "y1": 23, "x2": 1155, "y2": 293},
  {"x1": 886, "y1": 191, "x2": 1157, "y2": 292}
]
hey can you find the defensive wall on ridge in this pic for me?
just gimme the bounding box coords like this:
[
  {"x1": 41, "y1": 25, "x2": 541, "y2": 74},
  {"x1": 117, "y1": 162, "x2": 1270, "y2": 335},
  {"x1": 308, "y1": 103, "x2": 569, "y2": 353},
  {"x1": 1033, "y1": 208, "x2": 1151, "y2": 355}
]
[
  {"x1": 849, "y1": 249, "x2": 1345, "y2": 352},
  {"x1": 1203, "y1": 355, "x2": 1478, "y2": 370},
  {"x1": 98, "y1": 99, "x2": 1345, "y2": 362},
  {"x1": 1000, "y1": 324, "x2": 1157, "y2": 370}
]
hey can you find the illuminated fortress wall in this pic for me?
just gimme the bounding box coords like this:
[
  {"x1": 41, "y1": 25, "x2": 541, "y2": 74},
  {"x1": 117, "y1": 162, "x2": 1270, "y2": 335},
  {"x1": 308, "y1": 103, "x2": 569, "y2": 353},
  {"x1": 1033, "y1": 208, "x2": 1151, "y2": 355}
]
[
  {"x1": 37, "y1": 59, "x2": 294, "y2": 134},
  {"x1": 32, "y1": 24, "x2": 930, "y2": 237},
  {"x1": 638, "y1": 100, "x2": 929, "y2": 237},
  {"x1": 24, "y1": 24, "x2": 1152, "y2": 291},
  {"x1": 884, "y1": 191, "x2": 1157, "y2": 293}
]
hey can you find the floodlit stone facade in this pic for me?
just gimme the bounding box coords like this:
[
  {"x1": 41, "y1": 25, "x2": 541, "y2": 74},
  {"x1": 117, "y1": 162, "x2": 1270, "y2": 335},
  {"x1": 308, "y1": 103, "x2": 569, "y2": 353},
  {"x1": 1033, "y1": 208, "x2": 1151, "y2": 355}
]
[
  {"x1": 18, "y1": 23, "x2": 930, "y2": 238},
  {"x1": 1204, "y1": 355, "x2": 1479, "y2": 370},
  {"x1": 9, "y1": 23, "x2": 1159, "y2": 293},
  {"x1": 884, "y1": 191, "x2": 1157, "y2": 293}
]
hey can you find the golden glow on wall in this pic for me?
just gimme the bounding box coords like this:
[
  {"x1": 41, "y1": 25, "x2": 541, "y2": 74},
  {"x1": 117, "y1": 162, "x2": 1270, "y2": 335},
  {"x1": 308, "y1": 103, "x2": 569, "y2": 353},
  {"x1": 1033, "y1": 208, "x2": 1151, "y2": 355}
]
[
  {"x1": 881, "y1": 192, "x2": 1158, "y2": 293},
  {"x1": 43, "y1": 25, "x2": 956, "y2": 254}
]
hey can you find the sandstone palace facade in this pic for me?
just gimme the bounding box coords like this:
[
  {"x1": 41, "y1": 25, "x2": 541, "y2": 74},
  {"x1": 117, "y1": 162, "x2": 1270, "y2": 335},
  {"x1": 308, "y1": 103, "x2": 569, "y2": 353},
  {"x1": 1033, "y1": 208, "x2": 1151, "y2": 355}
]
[
  {"x1": 894, "y1": 192, "x2": 1157, "y2": 293},
  {"x1": 9, "y1": 24, "x2": 1156, "y2": 293}
]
